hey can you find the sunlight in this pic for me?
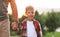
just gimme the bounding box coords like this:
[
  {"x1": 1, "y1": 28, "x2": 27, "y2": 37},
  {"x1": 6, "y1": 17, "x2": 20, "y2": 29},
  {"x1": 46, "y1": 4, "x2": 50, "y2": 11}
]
[
  {"x1": 8, "y1": 3, "x2": 12, "y2": 15},
  {"x1": 8, "y1": 0, "x2": 60, "y2": 18}
]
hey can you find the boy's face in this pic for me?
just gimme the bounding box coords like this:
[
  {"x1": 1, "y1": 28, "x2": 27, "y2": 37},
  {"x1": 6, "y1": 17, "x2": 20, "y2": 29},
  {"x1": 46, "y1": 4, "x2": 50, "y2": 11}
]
[{"x1": 26, "y1": 9, "x2": 35, "y2": 20}]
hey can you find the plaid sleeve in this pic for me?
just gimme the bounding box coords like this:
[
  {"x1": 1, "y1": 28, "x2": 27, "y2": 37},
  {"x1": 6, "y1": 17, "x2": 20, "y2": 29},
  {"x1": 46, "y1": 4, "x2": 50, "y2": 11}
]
[{"x1": 39, "y1": 23, "x2": 42, "y2": 37}]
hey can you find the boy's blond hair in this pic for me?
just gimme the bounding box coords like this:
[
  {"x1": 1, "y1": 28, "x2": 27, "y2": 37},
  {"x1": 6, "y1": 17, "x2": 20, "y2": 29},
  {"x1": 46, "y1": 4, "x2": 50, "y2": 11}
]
[{"x1": 25, "y1": 6, "x2": 34, "y2": 12}]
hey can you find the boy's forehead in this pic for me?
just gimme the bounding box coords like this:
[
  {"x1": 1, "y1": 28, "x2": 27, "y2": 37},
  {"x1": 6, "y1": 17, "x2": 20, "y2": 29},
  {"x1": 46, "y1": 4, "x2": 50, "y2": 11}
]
[{"x1": 26, "y1": 9, "x2": 34, "y2": 12}]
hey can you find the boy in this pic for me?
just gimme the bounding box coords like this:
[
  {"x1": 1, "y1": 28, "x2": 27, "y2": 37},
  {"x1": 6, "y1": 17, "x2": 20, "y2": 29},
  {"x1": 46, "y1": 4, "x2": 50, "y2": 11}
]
[{"x1": 16, "y1": 6, "x2": 42, "y2": 37}]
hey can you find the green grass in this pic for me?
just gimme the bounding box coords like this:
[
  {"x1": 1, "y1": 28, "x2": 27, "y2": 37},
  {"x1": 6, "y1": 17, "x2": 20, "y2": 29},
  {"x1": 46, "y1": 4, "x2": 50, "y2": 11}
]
[
  {"x1": 43, "y1": 32, "x2": 60, "y2": 37},
  {"x1": 11, "y1": 35, "x2": 21, "y2": 37},
  {"x1": 10, "y1": 31, "x2": 16, "y2": 36},
  {"x1": 54, "y1": 32, "x2": 60, "y2": 37},
  {"x1": 10, "y1": 31, "x2": 21, "y2": 37},
  {"x1": 11, "y1": 31, "x2": 60, "y2": 37}
]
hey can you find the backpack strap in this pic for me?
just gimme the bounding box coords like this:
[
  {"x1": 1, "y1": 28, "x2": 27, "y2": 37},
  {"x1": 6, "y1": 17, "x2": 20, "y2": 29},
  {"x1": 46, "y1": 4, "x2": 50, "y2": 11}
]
[{"x1": 33, "y1": 20, "x2": 41, "y2": 37}]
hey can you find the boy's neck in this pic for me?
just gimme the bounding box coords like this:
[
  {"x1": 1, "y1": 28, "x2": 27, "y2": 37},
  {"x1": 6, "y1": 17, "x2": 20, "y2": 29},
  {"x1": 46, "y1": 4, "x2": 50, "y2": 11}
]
[{"x1": 27, "y1": 18, "x2": 33, "y2": 21}]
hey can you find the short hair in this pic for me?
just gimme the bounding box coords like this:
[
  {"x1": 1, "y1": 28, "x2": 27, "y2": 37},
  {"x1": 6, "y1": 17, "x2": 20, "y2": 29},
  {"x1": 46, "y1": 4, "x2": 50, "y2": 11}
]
[{"x1": 25, "y1": 6, "x2": 34, "y2": 11}]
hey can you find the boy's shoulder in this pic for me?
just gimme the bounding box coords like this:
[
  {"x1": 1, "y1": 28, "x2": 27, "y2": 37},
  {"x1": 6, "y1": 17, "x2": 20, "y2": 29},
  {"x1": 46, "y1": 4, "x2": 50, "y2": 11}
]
[
  {"x1": 33, "y1": 19, "x2": 39, "y2": 22},
  {"x1": 21, "y1": 19, "x2": 27, "y2": 23}
]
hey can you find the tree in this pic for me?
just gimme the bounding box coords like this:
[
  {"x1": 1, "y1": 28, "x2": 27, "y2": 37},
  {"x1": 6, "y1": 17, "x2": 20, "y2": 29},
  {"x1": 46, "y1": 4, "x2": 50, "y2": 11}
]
[
  {"x1": 45, "y1": 11, "x2": 58, "y2": 37},
  {"x1": 34, "y1": 10, "x2": 40, "y2": 21},
  {"x1": 56, "y1": 12, "x2": 60, "y2": 27}
]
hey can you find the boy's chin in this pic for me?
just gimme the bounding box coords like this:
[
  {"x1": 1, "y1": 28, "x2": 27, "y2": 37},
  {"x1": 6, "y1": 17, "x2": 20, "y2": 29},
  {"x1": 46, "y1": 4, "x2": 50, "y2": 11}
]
[{"x1": 28, "y1": 18, "x2": 34, "y2": 21}]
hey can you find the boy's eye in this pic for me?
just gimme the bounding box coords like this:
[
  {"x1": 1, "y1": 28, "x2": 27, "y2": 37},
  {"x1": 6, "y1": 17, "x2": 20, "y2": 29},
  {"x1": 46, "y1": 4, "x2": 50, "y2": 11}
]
[
  {"x1": 28, "y1": 12, "x2": 34, "y2": 14},
  {"x1": 28, "y1": 12, "x2": 30, "y2": 14},
  {"x1": 32, "y1": 12, "x2": 34, "y2": 14}
]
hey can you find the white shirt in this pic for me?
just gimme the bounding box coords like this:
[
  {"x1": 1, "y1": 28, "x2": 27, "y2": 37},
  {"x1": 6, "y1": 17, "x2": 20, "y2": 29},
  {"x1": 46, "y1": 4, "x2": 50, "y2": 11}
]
[{"x1": 27, "y1": 21, "x2": 37, "y2": 37}]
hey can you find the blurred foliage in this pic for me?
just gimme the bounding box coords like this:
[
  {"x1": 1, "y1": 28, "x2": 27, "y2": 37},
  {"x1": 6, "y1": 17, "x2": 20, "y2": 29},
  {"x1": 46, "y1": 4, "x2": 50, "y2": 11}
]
[
  {"x1": 45, "y1": 10, "x2": 60, "y2": 32},
  {"x1": 45, "y1": 10, "x2": 60, "y2": 37}
]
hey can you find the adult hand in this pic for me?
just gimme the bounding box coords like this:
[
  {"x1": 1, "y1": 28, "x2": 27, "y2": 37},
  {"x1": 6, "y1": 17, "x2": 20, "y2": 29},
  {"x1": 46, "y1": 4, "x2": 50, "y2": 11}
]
[{"x1": 11, "y1": 21, "x2": 18, "y2": 31}]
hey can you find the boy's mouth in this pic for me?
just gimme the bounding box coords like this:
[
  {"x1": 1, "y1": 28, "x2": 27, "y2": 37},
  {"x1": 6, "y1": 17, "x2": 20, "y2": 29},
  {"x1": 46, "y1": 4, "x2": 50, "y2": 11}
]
[{"x1": 29, "y1": 16, "x2": 33, "y2": 18}]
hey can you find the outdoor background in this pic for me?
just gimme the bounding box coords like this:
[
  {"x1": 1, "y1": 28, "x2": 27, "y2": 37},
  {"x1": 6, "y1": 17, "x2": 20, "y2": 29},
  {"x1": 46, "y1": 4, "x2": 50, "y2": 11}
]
[
  {"x1": 9, "y1": 10, "x2": 60, "y2": 37},
  {"x1": 8, "y1": 0, "x2": 60, "y2": 37}
]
